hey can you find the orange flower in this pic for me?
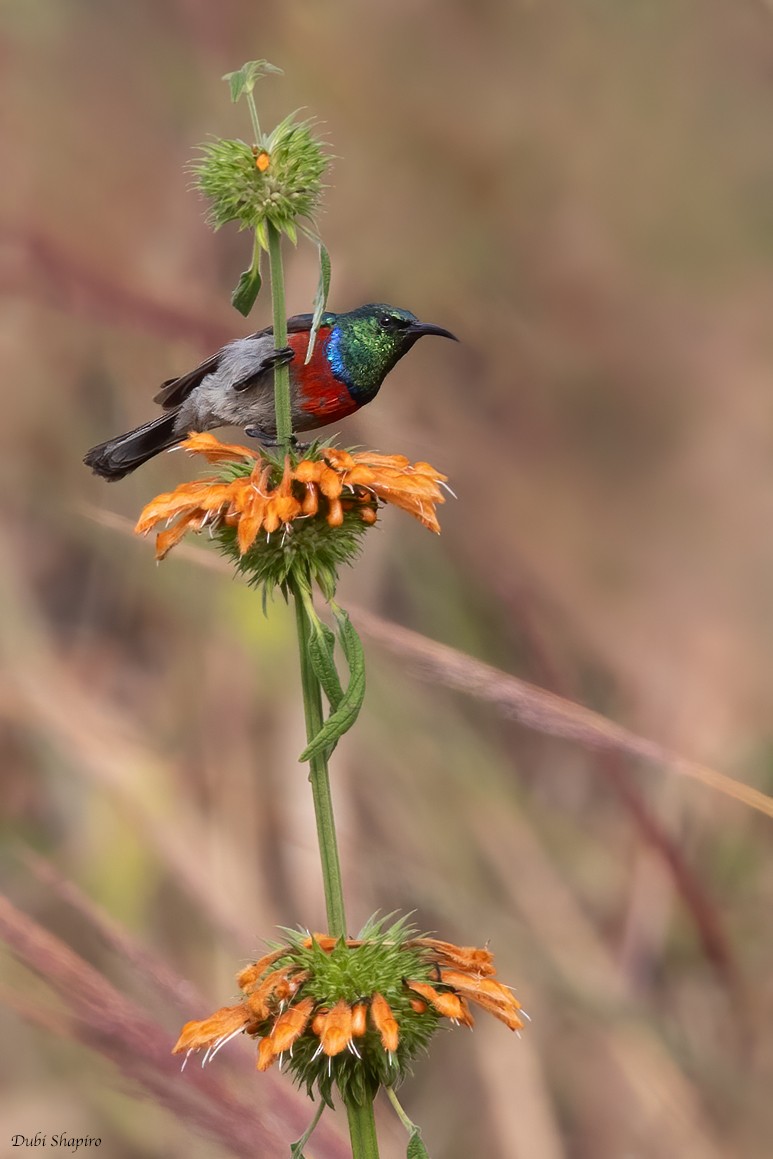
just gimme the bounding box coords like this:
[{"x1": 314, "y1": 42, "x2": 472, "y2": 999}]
[
  {"x1": 172, "y1": 928, "x2": 524, "y2": 1096},
  {"x1": 369, "y1": 992, "x2": 399, "y2": 1053},
  {"x1": 407, "y1": 937, "x2": 496, "y2": 977},
  {"x1": 405, "y1": 979, "x2": 474, "y2": 1025},
  {"x1": 135, "y1": 433, "x2": 449, "y2": 560},
  {"x1": 318, "y1": 998, "x2": 355, "y2": 1057}
]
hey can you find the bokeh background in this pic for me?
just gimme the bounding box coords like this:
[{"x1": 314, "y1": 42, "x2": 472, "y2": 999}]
[{"x1": 3, "y1": 1, "x2": 773, "y2": 1156}]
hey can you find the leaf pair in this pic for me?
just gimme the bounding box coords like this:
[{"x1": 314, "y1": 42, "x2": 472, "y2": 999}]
[{"x1": 301, "y1": 601, "x2": 366, "y2": 763}]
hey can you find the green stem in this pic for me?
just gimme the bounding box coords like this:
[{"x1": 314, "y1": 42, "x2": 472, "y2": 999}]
[
  {"x1": 267, "y1": 221, "x2": 293, "y2": 448},
  {"x1": 245, "y1": 91, "x2": 263, "y2": 146},
  {"x1": 385, "y1": 1087, "x2": 417, "y2": 1135},
  {"x1": 346, "y1": 1099, "x2": 381, "y2": 1159},
  {"x1": 292, "y1": 581, "x2": 347, "y2": 937}
]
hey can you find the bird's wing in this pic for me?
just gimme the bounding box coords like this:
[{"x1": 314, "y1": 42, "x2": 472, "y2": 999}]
[
  {"x1": 152, "y1": 316, "x2": 317, "y2": 410},
  {"x1": 231, "y1": 316, "x2": 316, "y2": 392}
]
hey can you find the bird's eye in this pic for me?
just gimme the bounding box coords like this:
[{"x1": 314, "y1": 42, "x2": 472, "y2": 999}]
[{"x1": 379, "y1": 312, "x2": 408, "y2": 329}]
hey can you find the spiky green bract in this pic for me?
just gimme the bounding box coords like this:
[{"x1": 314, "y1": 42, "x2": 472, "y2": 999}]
[
  {"x1": 265, "y1": 918, "x2": 440, "y2": 1108},
  {"x1": 212, "y1": 455, "x2": 368, "y2": 601},
  {"x1": 192, "y1": 113, "x2": 327, "y2": 240}
]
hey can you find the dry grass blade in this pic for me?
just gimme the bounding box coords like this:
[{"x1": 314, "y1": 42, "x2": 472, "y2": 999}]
[
  {"x1": 350, "y1": 608, "x2": 773, "y2": 820},
  {"x1": 86, "y1": 507, "x2": 773, "y2": 821},
  {"x1": 19, "y1": 848, "x2": 205, "y2": 1016},
  {"x1": 0, "y1": 892, "x2": 349, "y2": 1159}
]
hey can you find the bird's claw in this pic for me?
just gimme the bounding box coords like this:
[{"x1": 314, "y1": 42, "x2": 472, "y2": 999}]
[
  {"x1": 244, "y1": 427, "x2": 308, "y2": 452},
  {"x1": 268, "y1": 346, "x2": 294, "y2": 367}
]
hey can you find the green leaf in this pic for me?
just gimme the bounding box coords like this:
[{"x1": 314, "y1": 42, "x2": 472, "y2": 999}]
[
  {"x1": 309, "y1": 620, "x2": 344, "y2": 711},
  {"x1": 299, "y1": 608, "x2": 366, "y2": 762},
  {"x1": 224, "y1": 60, "x2": 283, "y2": 102},
  {"x1": 284, "y1": 219, "x2": 298, "y2": 246},
  {"x1": 305, "y1": 240, "x2": 332, "y2": 365},
  {"x1": 407, "y1": 1130, "x2": 431, "y2": 1159},
  {"x1": 231, "y1": 263, "x2": 262, "y2": 316}
]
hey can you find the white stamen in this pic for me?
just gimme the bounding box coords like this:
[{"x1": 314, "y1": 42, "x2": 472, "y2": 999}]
[
  {"x1": 347, "y1": 1041, "x2": 361, "y2": 1059},
  {"x1": 312, "y1": 1042, "x2": 324, "y2": 1061},
  {"x1": 439, "y1": 481, "x2": 457, "y2": 498},
  {"x1": 180, "y1": 1049, "x2": 193, "y2": 1072},
  {"x1": 210, "y1": 1026, "x2": 245, "y2": 1059},
  {"x1": 201, "y1": 1044, "x2": 214, "y2": 1068}
]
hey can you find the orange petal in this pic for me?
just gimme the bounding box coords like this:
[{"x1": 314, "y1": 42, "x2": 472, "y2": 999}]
[
  {"x1": 342, "y1": 465, "x2": 376, "y2": 487},
  {"x1": 236, "y1": 491, "x2": 268, "y2": 553},
  {"x1": 293, "y1": 460, "x2": 325, "y2": 484},
  {"x1": 257, "y1": 1035, "x2": 277, "y2": 1071},
  {"x1": 327, "y1": 498, "x2": 344, "y2": 527},
  {"x1": 320, "y1": 999, "x2": 353, "y2": 1057},
  {"x1": 370, "y1": 992, "x2": 399, "y2": 1052},
  {"x1": 271, "y1": 494, "x2": 303, "y2": 524},
  {"x1": 303, "y1": 933, "x2": 339, "y2": 952},
  {"x1": 237, "y1": 950, "x2": 285, "y2": 994},
  {"x1": 135, "y1": 479, "x2": 217, "y2": 534},
  {"x1": 270, "y1": 997, "x2": 315, "y2": 1052},
  {"x1": 439, "y1": 970, "x2": 520, "y2": 1005},
  {"x1": 245, "y1": 965, "x2": 294, "y2": 1019},
  {"x1": 351, "y1": 452, "x2": 410, "y2": 471},
  {"x1": 351, "y1": 1002, "x2": 368, "y2": 1037},
  {"x1": 439, "y1": 970, "x2": 523, "y2": 1030},
  {"x1": 317, "y1": 465, "x2": 344, "y2": 499},
  {"x1": 180, "y1": 432, "x2": 260, "y2": 463},
  {"x1": 155, "y1": 510, "x2": 211, "y2": 559},
  {"x1": 321, "y1": 448, "x2": 356, "y2": 471},
  {"x1": 311, "y1": 1007, "x2": 328, "y2": 1036},
  {"x1": 406, "y1": 980, "x2": 465, "y2": 1021},
  {"x1": 302, "y1": 485, "x2": 319, "y2": 516},
  {"x1": 457, "y1": 996, "x2": 475, "y2": 1028},
  {"x1": 172, "y1": 1004, "x2": 250, "y2": 1054},
  {"x1": 411, "y1": 939, "x2": 496, "y2": 977}
]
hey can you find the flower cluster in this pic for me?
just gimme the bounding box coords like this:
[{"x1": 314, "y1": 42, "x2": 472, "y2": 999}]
[
  {"x1": 134, "y1": 434, "x2": 448, "y2": 594},
  {"x1": 173, "y1": 922, "x2": 523, "y2": 1106},
  {"x1": 192, "y1": 114, "x2": 327, "y2": 241}
]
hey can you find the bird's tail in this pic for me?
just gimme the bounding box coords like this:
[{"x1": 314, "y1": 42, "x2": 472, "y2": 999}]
[{"x1": 84, "y1": 411, "x2": 181, "y2": 481}]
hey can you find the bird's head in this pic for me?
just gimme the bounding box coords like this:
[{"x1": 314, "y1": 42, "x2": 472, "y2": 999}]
[{"x1": 329, "y1": 304, "x2": 457, "y2": 398}]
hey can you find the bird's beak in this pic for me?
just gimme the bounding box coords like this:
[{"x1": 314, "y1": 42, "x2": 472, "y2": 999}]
[{"x1": 408, "y1": 321, "x2": 459, "y2": 342}]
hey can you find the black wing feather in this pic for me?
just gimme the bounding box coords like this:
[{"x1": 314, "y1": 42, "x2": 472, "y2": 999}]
[{"x1": 151, "y1": 315, "x2": 316, "y2": 409}]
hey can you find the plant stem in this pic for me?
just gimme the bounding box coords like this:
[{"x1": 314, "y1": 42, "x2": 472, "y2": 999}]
[
  {"x1": 385, "y1": 1087, "x2": 418, "y2": 1135},
  {"x1": 245, "y1": 91, "x2": 263, "y2": 146},
  {"x1": 266, "y1": 200, "x2": 378, "y2": 1159},
  {"x1": 292, "y1": 583, "x2": 347, "y2": 938},
  {"x1": 267, "y1": 221, "x2": 293, "y2": 448},
  {"x1": 346, "y1": 1099, "x2": 381, "y2": 1159}
]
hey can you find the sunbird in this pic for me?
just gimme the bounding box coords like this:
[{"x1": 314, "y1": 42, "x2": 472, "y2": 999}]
[{"x1": 84, "y1": 304, "x2": 457, "y2": 481}]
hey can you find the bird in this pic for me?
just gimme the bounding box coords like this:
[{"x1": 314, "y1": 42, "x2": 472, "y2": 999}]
[{"x1": 83, "y1": 303, "x2": 457, "y2": 481}]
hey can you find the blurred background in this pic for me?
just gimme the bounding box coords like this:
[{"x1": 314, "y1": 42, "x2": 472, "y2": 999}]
[{"x1": 2, "y1": 1, "x2": 773, "y2": 1156}]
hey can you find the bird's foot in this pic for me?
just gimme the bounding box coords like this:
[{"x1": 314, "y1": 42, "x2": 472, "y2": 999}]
[
  {"x1": 244, "y1": 426, "x2": 309, "y2": 452},
  {"x1": 267, "y1": 345, "x2": 294, "y2": 368}
]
